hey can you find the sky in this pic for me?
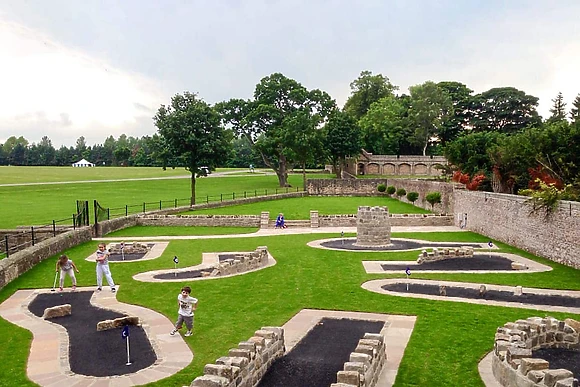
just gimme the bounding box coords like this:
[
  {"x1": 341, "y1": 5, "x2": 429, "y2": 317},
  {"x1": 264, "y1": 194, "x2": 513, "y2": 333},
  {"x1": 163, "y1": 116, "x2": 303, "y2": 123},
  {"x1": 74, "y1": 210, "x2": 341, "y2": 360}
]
[{"x1": 1, "y1": 0, "x2": 579, "y2": 148}]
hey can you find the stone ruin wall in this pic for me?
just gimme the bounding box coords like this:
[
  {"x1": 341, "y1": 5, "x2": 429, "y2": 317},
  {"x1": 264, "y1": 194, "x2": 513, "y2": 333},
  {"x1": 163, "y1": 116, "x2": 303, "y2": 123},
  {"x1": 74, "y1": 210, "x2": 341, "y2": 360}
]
[
  {"x1": 137, "y1": 214, "x2": 261, "y2": 228},
  {"x1": 454, "y1": 190, "x2": 580, "y2": 270},
  {"x1": 331, "y1": 332, "x2": 387, "y2": 387},
  {"x1": 492, "y1": 317, "x2": 580, "y2": 387},
  {"x1": 190, "y1": 327, "x2": 285, "y2": 387},
  {"x1": 313, "y1": 212, "x2": 453, "y2": 228},
  {"x1": 212, "y1": 247, "x2": 269, "y2": 277},
  {"x1": 356, "y1": 206, "x2": 391, "y2": 246}
]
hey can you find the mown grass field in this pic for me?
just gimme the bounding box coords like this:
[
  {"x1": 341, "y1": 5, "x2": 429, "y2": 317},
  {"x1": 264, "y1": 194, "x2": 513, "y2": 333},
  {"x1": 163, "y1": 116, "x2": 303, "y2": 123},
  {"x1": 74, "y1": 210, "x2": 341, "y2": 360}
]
[{"x1": 0, "y1": 229, "x2": 578, "y2": 387}]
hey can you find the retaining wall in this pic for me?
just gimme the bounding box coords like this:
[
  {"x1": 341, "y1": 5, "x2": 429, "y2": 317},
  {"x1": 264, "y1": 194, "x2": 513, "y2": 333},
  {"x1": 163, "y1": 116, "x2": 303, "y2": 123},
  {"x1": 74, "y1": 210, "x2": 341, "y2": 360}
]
[
  {"x1": 190, "y1": 327, "x2": 285, "y2": 387},
  {"x1": 331, "y1": 332, "x2": 387, "y2": 387},
  {"x1": 0, "y1": 227, "x2": 93, "y2": 290},
  {"x1": 454, "y1": 190, "x2": 580, "y2": 269},
  {"x1": 137, "y1": 215, "x2": 261, "y2": 228},
  {"x1": 492, "y1": 317, "x2": 579, "y2": 387}
]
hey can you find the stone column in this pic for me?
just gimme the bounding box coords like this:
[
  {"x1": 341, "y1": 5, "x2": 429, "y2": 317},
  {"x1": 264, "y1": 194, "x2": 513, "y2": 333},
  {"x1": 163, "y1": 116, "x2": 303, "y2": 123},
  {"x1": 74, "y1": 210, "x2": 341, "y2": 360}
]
[
  {"x1": 310, "y1": 211, "x2": 319, "y2": 228},
  {"x1": 260, "y1": 212, "x2": 270, "y2": 229},
  {"x1": 355, "y1": 206, "x2": 391, "y2": 246}
]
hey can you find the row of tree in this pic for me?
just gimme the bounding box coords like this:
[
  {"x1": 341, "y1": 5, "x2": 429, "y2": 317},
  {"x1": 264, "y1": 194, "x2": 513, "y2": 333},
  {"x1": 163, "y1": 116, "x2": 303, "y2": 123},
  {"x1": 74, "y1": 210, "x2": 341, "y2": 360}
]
[{"x1": 2, "y1": 71, "x2": 579, "y2": 202}]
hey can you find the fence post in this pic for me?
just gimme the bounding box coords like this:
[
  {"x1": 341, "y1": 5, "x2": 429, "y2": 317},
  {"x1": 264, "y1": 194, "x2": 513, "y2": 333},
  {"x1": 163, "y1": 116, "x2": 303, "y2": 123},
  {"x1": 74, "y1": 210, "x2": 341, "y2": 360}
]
[
  {"x1": 31, "y1": 226, "x2": 35, "y2": 246},
  {"x1": 220, "y1": 193, "x2": 223, "y2": 202},
  {"x1": 232, "y1": 192, "x2": 235, "y2": 200},
  {"x1": 255, "y1": 189, "x2": 257, "y2": 197},
  {"x1": 52, "y1": 220, "x2": 56, "y2": 237},
  {"x1": 175, "y1": 198, "x2": 178, "y2": 208},
  {"x1": 159, "y1": 200, "x2": 162, "y2": 210},
  {"x1": 265, "y1": 189, "x2": 267, "y2": 196},
  {"x1": 286, "y1": 187, "x2": 289, "y2": 193},
  {"x1": 72, "y1": 214, "x2": 76, "y2": 230},
  {"x1": 206, "y1": 195, "x2": 209, "y2": 204},
  {"x1": 276, "y1": 188, "x2": 278, "y2": 194},
  {"x1": 107, "y1": 208, "x2": 110, "y2": 220},
  {"x1": 93, "y1": 200, "x2": 98, "y2": 225},
  {"x1": 143, "y1": 202, "x2": 146, "y2": 213},
  {"x1": 126, "y1": 205, "x2": 128, "y2": 217},
  {"x1": 4, "y1": 235, "x2": 8, "y2": 258},
  {"x1": 244, "y1": 191, "x2": 246, "y2": 198}
]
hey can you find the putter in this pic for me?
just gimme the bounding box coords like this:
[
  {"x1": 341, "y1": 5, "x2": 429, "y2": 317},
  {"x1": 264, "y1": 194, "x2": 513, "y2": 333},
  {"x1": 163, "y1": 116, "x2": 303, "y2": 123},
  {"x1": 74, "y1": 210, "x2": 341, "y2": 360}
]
[{"x1": 51, "y1": 271, "x2": 58, "y2": 292}]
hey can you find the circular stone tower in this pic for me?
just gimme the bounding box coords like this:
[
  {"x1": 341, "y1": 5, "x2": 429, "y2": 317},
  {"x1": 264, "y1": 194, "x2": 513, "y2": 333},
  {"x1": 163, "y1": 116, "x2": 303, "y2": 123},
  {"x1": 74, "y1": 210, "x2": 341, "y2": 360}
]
[{"x1": 355, "y1": 206, "x2": 391, "y2": 246}]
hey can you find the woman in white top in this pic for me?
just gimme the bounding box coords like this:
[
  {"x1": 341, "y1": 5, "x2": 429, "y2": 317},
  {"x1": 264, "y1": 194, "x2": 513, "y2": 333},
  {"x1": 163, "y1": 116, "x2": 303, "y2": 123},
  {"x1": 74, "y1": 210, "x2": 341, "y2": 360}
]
[{"x1": 55, "y1": 254, "x2": 79, "y2": 291}]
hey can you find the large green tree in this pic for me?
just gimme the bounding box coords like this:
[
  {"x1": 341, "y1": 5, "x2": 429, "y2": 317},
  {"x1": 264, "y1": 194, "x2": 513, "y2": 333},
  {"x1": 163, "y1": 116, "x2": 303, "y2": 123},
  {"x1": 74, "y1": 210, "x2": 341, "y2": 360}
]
[
  {"x1": 343, "y1": 71, "x2": 397, "y2": 120},
  {"x1": 437, "y1": 81, "x2": 473, "y2": 145},
  {"x1": 570, "y1": 93, "x2": 580, "y2": 123},
  {"x1": 470, "y1": 87, "x2": 541, "y2": 133},
  {"x1": 219, "y1": 73, "x2": 335, "y2": 187},
  {"x1": 548, "y1": 92, "x2": 567, "y2": 122},
  {"x1": 154, "y1": 92, "x2": 231, "y2": 205},
  {"x1": 408, "y1": 81, "x2": 452, "y2": 155},
  {"x1": 323, "y1": 110, "x2": 362, "y2": 178},
  {"x1": 358, "y1": 95, "x2": 410, "y2": 155}
]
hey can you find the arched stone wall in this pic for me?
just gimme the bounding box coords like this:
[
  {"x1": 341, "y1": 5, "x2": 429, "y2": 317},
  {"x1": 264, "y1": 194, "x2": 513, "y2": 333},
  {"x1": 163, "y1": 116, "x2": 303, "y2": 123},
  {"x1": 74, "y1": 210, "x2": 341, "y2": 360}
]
[
  {"x1": 414, "y1": 163, "x2": 428, "y2": 175},
  {"x1": 383, "y1": 163, "x2": 396, "y2": 174},
  {"x1": 399, "y1": 163, "x2": 411, "y2": 175},
  {"x1": 367, "y1": 163, "x2": 380, "y2": 174}
]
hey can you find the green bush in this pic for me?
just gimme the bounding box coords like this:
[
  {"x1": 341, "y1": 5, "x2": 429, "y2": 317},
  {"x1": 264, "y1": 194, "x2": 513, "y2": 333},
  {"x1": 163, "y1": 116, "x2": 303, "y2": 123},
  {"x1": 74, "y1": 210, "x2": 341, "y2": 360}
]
[
  {"x1": 377, "y1": 184, "x2": 386, "y2": 193},
  {"x1": 386, "y1": 186, "x2": 396, "y2": 195},
  {"x1": 396, "y1": 188, "x2": 406, "y2": 198},
  {"x1": 425, "y1": 191, "x2": 442, "y2": 210},
  {"x1": 407, "y1": 191, "x2": 419, "y2": 204}
]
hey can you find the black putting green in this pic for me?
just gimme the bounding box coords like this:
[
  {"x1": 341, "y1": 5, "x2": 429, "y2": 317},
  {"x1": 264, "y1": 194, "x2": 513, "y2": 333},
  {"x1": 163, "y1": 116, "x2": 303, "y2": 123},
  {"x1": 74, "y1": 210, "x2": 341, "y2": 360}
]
[
  {"x1": 380, "y1": 254, "x2": 515, "y2": 271},
  {"x1": 154, "y1": 270, "x2": 208, "y2": 280},
  {"x1": 533, "y1": 348, "x2": 579, "y2": 379},
  {"x1": 320, "y1": 238, "x2": 483, "y2": 251},
  {"x1": 381, "y1": 283, "x2": 580, "y2": 308},
  {"x1": 257, "y1": 318, "x2": 384, "y2": 387},
  {"x1": 28, "y1": 291, "x2": 156, "y2": 377}
]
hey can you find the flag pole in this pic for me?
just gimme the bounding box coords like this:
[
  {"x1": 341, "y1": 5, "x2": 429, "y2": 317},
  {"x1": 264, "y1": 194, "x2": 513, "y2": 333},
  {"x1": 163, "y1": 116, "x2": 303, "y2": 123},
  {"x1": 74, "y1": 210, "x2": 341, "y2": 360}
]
[{"x1": 126, "y1": 335, "x2": 131, "y2": 366}]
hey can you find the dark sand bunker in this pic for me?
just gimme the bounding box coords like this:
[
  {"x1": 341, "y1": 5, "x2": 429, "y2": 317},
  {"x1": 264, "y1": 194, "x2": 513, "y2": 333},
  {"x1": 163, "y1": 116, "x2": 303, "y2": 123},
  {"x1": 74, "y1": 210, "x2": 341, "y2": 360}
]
[
  {"x1": 28, "y1": 291, "x2": 156, "y2": 377},
  {"x1": 258, "y1": 318, "x2": 384, "y2": 387},
  {"x1": 317, "y1": 238, "x2": 484, "y2": 251},
  {"x1": 533, "y1": 348, "x2": 580, "y2": 379},
  {"x1": 153, "y1": 254, "x2": 256, "y2": 280},
  {"x1": 382, "y1": 283, "x2": 580, "y2": 308},
  {"x1": 107, "y1": 243, "x2": 155, "y2": 261},
  {"x1": 381, "y1": 254, "x2": 515, "y2": 271}
]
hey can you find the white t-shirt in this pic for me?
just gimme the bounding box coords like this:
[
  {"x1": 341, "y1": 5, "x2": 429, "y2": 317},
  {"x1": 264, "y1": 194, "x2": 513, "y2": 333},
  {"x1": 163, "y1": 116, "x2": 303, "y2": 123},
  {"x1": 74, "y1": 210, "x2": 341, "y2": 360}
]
[
  {"x1": 96, "y1": 249, "x2": 109, "y2": 265},
  {"x1": 177, "y1": 295, "x2": 198, "y2": 317},
  {"x1": 60, "y1": 259, "x2": 74, "y2": 271}
]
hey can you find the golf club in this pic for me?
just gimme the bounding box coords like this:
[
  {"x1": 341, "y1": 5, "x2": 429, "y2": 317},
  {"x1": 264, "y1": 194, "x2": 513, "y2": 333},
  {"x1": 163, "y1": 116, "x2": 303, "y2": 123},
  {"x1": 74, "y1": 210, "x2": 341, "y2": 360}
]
[{"x1": 51, "y1": 271, "x2": 58, "y2": 292}]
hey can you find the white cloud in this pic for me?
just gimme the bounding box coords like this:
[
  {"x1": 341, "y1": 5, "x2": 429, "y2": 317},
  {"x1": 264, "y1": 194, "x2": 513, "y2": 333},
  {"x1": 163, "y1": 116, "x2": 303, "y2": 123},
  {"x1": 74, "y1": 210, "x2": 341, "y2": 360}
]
[{"x1": 0, "y1": 19, "x2": 168, "y2": 146}]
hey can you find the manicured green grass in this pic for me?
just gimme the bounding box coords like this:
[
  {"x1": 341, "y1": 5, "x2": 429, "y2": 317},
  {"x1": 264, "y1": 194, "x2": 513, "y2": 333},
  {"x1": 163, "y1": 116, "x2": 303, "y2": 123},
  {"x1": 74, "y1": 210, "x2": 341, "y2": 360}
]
[
  {"x1": 0, "y1": 174, "x2": 306, "y2": 228},
  {"x1": 106, "y1": 226, "x2": 258, "y2": 237},
  {"x1": 0, "y1": 231, "x2": 578, "y2": 386},
  {"x1": 185, "y1": 196, "x2": 430, "y2": 219}
]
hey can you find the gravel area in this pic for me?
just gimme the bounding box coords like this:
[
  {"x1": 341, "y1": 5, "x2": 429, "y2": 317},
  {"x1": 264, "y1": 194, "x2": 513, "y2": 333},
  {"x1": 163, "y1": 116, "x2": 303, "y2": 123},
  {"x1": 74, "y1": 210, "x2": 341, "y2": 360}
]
[{"x1": 380, "y1": 255, "x2": 514, "y2": 271}]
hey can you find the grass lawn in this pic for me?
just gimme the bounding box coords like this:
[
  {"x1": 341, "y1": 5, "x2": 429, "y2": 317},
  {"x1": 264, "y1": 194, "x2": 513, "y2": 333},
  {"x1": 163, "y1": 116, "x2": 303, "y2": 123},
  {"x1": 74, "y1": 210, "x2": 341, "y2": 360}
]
[
  {"x1": 0, "y1": 174, "x2": 308, "y2": 228},
  {"x1": 0, "y1": 231, "x2": 578, "y2": 386},
  {"x1": 185, "y1": 196, "x2": 430, "y2": 219}
]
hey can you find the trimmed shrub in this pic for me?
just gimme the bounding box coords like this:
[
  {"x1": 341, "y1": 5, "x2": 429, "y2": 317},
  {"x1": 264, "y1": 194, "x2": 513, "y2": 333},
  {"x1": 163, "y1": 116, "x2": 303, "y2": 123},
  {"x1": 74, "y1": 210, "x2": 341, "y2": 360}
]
[
  {"x1": 386, "y1": 186, "x2": 396, "y2": 195},
  {"x1": 425, "y1": 192, "x2": 442, "y2": 210},
  {"x1": 396, "y1": 188, "x2": 406, "y2": 198},
  {"x1": 407, "y1": 191, "x2": 419, "y2": 204},
  {"x1": 377, "y1": 184, "x2": 386, "y2": 193}
]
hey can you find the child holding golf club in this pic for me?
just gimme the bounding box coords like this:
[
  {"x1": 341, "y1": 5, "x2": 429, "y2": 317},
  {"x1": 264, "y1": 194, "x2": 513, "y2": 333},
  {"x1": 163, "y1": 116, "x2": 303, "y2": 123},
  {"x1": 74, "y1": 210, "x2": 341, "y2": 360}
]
[
  {"x1": 55, "y1": 254, "x2": 79, "y2": 292},
  {"x1": 95, "y1": 243, "x2": 116, "y2": 293}
]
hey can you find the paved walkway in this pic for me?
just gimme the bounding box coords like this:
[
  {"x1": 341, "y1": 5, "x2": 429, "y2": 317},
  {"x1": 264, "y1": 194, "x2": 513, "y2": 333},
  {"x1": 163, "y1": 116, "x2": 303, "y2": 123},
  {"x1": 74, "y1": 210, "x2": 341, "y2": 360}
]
[
  {"x1": 0, "y1": 286, "x2": 193, "y2": 387},
  {"x1": 94, "y1": 225, "x2": 466, "y2": 242}
]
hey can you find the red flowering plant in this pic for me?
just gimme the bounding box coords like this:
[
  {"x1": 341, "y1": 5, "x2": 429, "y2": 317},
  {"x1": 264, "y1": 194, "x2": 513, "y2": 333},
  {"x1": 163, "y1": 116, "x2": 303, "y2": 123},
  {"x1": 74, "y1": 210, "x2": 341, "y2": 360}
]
[{"x1": 452, "y1": 170, "x2": 486, "y2": 191}]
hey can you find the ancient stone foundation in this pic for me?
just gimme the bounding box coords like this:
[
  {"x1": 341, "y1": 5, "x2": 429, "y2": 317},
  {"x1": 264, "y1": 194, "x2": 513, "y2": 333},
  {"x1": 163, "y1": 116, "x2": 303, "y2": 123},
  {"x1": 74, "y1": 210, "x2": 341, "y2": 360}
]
[
  {"x1": 190, "y1": 327, "x2": 284, "y2": 387},
  {"x1": 492, "y1": 317, "x2": 580, "y2": 387},
  {"x1": 108, "y1": 242, "x2": 149, "y2": 255},
  {"x1": 416, "y1": 246, "x2": 474, "y2": 264},
  {"x1": 331, "y1": 332, "x2": 387, "y2": 387},
  {"x1": 96, "y1": 316, "x2": 140, "y2": 331},
  {"x1": 208, "y1": 247, "x2": 269, "y2": 277},
  {"x1": 355, "y1": 206, "x2": 391, "y2": 247},
  {"x1": 42, "y1": 304, "x2": 71, "y2": 319}
]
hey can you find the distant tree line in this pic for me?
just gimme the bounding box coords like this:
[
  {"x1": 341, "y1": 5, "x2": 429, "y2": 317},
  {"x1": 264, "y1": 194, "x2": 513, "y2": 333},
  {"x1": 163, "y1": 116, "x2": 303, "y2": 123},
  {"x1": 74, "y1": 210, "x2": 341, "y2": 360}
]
[{"x1": 2, "y1": 71, "x2": 579, "y2": 200}]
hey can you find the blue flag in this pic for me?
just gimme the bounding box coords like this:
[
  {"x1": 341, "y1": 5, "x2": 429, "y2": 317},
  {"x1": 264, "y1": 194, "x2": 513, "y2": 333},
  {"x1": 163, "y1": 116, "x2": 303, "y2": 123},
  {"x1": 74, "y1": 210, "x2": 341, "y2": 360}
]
[
  {"x1": 122, "y1": 325, "x2": 129, "y2": 339},
  {"x1": 405, "y1": 267, "x2": 411, "y2": 276},
  {"x1": 173, "y1": 256, "x2": 179, "y2": 264},
  {"x1": 488, "y1": 241, "x2": 493, "y2": 248}
]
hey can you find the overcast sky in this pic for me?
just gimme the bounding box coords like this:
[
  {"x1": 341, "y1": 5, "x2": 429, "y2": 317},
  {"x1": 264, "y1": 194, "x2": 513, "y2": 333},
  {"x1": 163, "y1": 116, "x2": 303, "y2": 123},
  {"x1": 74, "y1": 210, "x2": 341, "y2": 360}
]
[{"x1": 1, "y1": 0, "x2": 579, "y2": 147}]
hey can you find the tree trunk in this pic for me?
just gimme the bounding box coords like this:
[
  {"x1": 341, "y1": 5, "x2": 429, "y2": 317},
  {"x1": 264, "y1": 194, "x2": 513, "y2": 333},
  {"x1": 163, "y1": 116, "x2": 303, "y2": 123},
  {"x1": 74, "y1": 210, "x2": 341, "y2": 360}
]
[
  {"x1": 302, "y1": 161, "x2": 306, "y2": 190},
  {"x1": 422, "y1": 139, "x2": 428, "y2": 156},
  {"x1": 190, "y1": 173, "x2": 196, "y2": 206},
  {"x1": 276, "y1": 154, "x2": 291, "y2": 187}
]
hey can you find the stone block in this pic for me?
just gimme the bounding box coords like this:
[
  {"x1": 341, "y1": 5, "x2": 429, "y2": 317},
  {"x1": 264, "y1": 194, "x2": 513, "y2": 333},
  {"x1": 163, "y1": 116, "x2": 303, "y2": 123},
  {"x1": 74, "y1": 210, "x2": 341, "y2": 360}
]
[
  {"x1": 519, "y1": 358, "x2": 549, "y2": 375},
  {"x1": 354, "y1": 344, "x2": 375, "y2": 358},
  {"x1": 96, "y1": 319, "x2": 115, "y2": 331},
  {"x1": 190, "y1": 374, "x2": 230, "y2": 387},
  {"x1": 543, "y1": 369, "x2": 574, "y2": 387},
  {"x1": 112, "y1": 316, "x2": 140, "y2": 328},
  {"x1": 349, "y1": 352, "x2": 371, "y2": 367},
  {"x1": 255, "y1": 329, "x2": 275, "y2": 340},
  {"x1": 439, "y1": 285, "x2": 447, "y2": 296},
  {"x1": 564, "y1": 318, "x2": 580, "y2": 333},
  {"x1": 238, "y1": 341, "x2": 257, "y2": 353},
  {"x1": 554, "y1": 378, "x2": 577, "y2": 387},
  {"x1": 203, "y1": 364, "x2": 239, "y2": 381},
  {"x1": 336, "y1": 370, "x2": 361, "y2": 386},
  {"x1": 229, "y1": 348, "x2": 252, "y2": 361},
  {"x1": 42, "y1": 304, "x2": 71, "y2": 319},
  {"x1": 506, "y1": 346, "x2": 531, "y2": 365},
  {"x1": 527, "y1": 370, "x2": 545, "y2": 383},
  {"x1": 344, "y1": 361, "x2": 366, "y2": 374},
  {"x1": 216, "y1": 356, "x2": 249, "y2": 368}
]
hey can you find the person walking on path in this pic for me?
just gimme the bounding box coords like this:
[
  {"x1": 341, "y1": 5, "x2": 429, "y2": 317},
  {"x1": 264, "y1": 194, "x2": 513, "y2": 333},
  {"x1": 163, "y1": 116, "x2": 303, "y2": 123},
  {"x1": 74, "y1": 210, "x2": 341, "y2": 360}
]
[
  {"x1": 95, "y1": 243, "x2": 116, "y2": 292},
  {"x1": 170, "y1": 286, "x2": 198, "y2": 337},
  {"x1": 55, "y1": 254, "x2": 79, "y2": 291}
]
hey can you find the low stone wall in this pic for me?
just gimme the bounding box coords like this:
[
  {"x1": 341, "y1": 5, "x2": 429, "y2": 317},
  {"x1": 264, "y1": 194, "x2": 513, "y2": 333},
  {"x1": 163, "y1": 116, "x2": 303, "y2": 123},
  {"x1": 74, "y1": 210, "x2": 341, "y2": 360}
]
[
  {"x1": 0, "y1": 228, "x2": 69, "y2": 257},
  {"x1": 331, "y1": 332, "x2": 387, "y2": 387},
  {"x1": 0, "y1": 227, "x2": 93, "y2": 290},
  {"x1": 492, "y1": 317, "x2": 579, "y2": 387},
  {"x1": 212, "y1": 247, "x2": 269, "y2": 277},
  {"x1": 307, "y1": 178, "x2": 389, "y2": 196},
  {"x1": 315, "y1": 213, "x2": 453, "y2": 228},
  {"x1": 94, "y1": 215, "x2": 138, "y2": 237},
  {"x1": 190, "y1": 327, "x2": 285, "y2": 387},
  {"x1": 137, "y1": 214, "x2": 261, "y2": 228},
  {"x1": 416, "y1": 246, "x2": 474, "y2": 264}
]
